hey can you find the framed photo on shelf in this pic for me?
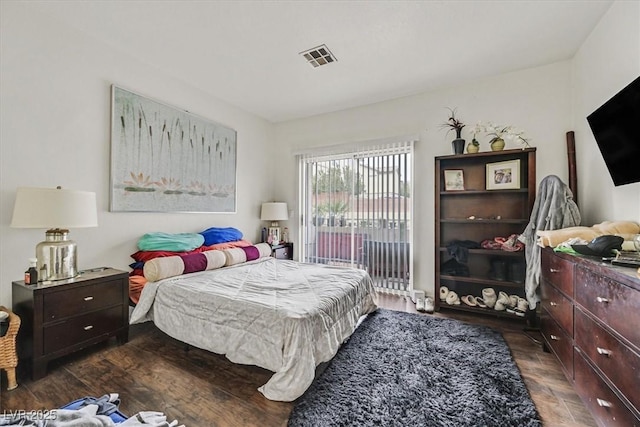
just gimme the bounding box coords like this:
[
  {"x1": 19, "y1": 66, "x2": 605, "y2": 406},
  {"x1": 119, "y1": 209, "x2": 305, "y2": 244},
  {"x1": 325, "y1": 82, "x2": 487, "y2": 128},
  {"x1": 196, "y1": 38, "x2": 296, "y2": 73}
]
[
  {"x1": 486, "y1": 159, "x2": 520, "y2": 190},
  {"x1": 444, "y1": 169, "x2": 465, "y2": 191}
]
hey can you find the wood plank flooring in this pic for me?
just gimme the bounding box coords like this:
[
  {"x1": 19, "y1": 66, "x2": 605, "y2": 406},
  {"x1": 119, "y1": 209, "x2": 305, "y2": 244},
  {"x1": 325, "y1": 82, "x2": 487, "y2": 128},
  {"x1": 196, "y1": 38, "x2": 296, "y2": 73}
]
[{"x1": 1, "y1": 294, "x2": 596, "y2": 426}]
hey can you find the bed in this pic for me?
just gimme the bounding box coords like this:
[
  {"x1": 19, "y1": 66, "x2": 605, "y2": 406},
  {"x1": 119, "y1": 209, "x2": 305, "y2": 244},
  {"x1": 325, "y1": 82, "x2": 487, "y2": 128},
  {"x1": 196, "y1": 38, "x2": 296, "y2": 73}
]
[{"x1": 129, "y1": 255, "x2": 378, "y2": 402}]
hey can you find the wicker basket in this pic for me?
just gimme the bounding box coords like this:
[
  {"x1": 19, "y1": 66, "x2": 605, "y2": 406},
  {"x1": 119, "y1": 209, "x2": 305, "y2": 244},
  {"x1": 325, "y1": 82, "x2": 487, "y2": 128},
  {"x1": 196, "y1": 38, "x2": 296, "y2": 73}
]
[{"x1": 0, "y1": 306, "x2": 20, "y2": 390}]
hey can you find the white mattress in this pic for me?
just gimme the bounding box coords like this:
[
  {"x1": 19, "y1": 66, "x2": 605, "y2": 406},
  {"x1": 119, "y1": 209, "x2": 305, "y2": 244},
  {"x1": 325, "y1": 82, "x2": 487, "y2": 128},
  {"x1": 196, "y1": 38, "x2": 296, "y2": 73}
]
[{"x1": 129, "y1": 257, "x2": 378, "y2": 401}]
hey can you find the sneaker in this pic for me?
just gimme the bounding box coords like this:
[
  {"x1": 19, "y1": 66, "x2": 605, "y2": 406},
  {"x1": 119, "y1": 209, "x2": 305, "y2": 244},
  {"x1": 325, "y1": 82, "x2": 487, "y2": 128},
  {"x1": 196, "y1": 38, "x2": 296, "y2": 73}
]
[
  {"x1": 424, "y1": 297, "x2": 434, "y2": 313},
  {"x1": 416, "y1": 298, "x2": 425, "y2": 312}
]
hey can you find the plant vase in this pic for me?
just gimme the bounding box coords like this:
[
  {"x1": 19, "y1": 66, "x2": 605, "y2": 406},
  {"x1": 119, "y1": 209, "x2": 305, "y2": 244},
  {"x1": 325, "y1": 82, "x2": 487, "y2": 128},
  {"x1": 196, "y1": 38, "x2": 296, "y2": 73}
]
[
  {"x1": 467, "y1": 139, "x2": 480, "y2": 153},
  {"x1": 452, "y1": 138, "x2": 465, "y2": 155},
  {"x1": 490, "y1": 138, "x2": 505, "y2": 151}
]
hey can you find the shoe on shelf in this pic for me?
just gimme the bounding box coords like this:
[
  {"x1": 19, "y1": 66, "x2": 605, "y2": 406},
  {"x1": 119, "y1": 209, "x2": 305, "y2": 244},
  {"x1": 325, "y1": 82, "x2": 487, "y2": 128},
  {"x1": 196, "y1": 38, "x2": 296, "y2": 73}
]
[
  {"x1": 439, "y1": 286, "x2": 449, "y2": 301},
  {"x1": 446, "y1": 290, "x2": 461, "y2": 305},
  {"x1": 416, "y1": 298, "x2": 425, "y2": 312},
  {"x1": 424, "y1": 297, "x2": 435, "y2": 313},
  {"x1": 474, "y1": 297, "x2": 487, "y2": 308},
  {"x1": 461, "y1": 295, "x2": 477, "y2": 307}
]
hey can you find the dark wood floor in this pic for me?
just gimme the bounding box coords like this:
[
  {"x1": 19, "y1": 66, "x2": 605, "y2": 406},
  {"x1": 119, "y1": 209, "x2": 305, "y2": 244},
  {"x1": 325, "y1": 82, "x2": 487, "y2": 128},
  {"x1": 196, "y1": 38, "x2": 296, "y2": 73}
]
[{"x1": 1, "y1": 294, "x2": 596, "y2": 426}]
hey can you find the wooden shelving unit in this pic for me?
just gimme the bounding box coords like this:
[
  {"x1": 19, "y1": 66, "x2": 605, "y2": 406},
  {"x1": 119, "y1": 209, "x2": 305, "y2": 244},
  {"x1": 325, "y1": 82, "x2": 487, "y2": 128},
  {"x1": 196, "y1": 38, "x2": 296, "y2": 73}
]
[{"x1": 434, "y1": 148, "x2": 536, "y2": 319}]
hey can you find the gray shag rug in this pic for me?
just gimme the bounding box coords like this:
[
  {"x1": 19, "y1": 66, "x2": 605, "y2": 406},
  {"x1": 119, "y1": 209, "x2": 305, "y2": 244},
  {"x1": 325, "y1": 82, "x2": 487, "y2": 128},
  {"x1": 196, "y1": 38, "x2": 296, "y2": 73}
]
[{"x1": 288, "y1": 308, "x2": 541, "y2": 427}]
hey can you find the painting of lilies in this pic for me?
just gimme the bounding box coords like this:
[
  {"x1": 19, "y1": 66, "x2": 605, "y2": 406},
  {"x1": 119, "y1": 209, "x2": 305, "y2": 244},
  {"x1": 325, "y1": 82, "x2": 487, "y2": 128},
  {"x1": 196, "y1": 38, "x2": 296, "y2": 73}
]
[{"x1": 110, "y1": 86, "x2": 236, "y2": 212}]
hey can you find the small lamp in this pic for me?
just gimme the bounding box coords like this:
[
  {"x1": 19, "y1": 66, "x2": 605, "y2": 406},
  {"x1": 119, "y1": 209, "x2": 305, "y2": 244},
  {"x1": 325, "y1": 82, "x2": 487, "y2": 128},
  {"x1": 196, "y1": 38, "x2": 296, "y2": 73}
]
[
  {"x1": 260, "y1": 202, "x2": 288, "y2": 245},
  {"x1": 11, "y1": 186, "x2": 98, "y2": 281}
]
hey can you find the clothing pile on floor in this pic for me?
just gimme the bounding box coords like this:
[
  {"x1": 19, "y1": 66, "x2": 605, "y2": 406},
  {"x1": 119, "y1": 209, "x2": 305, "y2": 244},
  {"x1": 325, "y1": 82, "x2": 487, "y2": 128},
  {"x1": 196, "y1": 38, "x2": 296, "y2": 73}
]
[{"x1": 0, "y1": 394, "x2": 183, "y2": 427}]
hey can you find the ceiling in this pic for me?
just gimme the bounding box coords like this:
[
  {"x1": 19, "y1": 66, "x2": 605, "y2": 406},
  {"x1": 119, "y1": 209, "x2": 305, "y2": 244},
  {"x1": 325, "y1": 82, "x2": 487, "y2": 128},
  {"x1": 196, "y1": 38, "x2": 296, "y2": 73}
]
[{"x1": 26, "y1": 1, "x2": 612, "y2": 123}]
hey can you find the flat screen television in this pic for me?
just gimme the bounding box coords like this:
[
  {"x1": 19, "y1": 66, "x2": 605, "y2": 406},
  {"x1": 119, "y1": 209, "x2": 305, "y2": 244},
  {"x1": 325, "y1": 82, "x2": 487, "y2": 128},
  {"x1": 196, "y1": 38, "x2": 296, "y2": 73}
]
[{"x1": 586, "y1": 76, "x2": 640, "y2": 186}]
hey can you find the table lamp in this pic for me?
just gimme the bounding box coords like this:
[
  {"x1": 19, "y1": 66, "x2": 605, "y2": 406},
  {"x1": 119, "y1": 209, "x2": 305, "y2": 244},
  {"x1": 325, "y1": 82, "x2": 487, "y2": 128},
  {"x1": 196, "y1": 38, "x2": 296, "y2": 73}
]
[
  {"x1": 260, "y1": 202, "x2": 288, "y2": 245},
  {"x1": 11, "y1": 186, "x2": 98, "y2": 281}
]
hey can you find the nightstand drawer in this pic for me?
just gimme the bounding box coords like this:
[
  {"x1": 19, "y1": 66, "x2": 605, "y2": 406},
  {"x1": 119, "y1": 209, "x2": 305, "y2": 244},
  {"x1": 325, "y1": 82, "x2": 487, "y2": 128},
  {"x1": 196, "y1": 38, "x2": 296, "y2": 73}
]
[
  {"x1": 272, "y1": 244, "x2": 293, "y2": 260},
  {"x1": 43, "y1": 306, "x2": 123, "y2": 354},
  {"x1": 43, "y1": 279, "x2": 124, "y2": 321}
]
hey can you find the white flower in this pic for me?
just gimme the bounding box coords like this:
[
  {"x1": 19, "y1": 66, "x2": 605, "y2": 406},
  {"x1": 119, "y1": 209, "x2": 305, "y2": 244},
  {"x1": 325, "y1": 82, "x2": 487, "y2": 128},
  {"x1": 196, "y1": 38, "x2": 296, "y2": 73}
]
[
  {"x1": 473, "y1": 121, "x2": 531, "y2": 148},
  {"x1": 468, "y1": 121, "x2": 487, "y2": 137}
]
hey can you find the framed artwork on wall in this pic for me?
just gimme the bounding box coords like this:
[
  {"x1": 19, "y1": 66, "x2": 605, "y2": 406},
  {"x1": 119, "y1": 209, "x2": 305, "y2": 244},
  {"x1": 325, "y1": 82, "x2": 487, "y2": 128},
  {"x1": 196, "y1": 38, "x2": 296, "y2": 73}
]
[
  {"x1": 110, "y1": 85, "x2": 237, "y2": 212},
  {"x1": 486, "y1": 159, "x2": 520, "y2": 190},
  {"x1": 444, "y1": 169, "x2": 465, "y2": 191}
]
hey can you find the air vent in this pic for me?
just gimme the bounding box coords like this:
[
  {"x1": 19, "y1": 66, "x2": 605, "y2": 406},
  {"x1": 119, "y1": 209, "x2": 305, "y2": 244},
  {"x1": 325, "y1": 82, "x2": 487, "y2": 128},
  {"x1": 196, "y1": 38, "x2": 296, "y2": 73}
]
[{"x1": 300, "y1": 44, "x2": 337, "y2": 68}]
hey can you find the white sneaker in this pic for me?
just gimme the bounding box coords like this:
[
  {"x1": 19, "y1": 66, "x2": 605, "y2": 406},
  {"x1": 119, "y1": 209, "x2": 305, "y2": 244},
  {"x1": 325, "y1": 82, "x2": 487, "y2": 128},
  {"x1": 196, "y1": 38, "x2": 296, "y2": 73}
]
[
  {"x1": 416, "y1": 298, "x2": 425, "y2": 312},
  {"x1": 424, "y1": 297, "x2": 434, "y2": 313}
]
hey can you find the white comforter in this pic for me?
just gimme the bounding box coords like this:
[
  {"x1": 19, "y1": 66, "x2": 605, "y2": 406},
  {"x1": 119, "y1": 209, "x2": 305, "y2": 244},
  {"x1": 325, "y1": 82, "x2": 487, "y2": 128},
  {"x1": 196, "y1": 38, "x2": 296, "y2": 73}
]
[{"x1": 129, "y1": 257, "x2": 378, "y2": 401}]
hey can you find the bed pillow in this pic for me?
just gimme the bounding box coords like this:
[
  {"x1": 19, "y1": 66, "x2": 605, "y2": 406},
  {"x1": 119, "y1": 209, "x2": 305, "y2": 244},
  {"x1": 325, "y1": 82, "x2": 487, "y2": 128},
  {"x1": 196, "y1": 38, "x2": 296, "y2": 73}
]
[
  {"x1": 224, "y1": 243, "x2": 272, "y2": 266},
  {"x1": 222, "y1": 248, "x2": 247, "y2": 266},
  {"x1": 199, "y1": 227, "x2": 243, "y2": 246},
  {"x1": 253, "y1": 243, "x2": 273, "y2": 258},
  {"x1": 131, "y1": 239, "x2": 253, "y2": 263},
  {"x1": 143, "y1": 249, "x2": 226, "y2": 282},
  {"x1": 138, "y1": 232, "x2": 205, "y2": 252}
]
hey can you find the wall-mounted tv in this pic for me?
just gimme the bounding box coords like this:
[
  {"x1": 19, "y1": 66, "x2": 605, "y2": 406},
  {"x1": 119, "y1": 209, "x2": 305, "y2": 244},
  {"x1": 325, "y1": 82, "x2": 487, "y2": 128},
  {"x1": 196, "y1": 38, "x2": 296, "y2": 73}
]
[{"x1": 586, "y1": 76, "x2": 640, "y2": 186}]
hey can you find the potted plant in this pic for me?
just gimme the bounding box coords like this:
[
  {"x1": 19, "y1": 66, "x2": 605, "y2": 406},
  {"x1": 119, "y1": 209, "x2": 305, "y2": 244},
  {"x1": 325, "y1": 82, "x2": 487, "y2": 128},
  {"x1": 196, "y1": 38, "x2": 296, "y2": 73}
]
[
  {"x1": 440, "y1": 107, "x2": 466, "y2": 154},
  {"x1": 467, "y1": 121, "x2": 483, "y2": 153},
  {"x1": 483, "y1": 122, "x2": 531, "y2": 151}
]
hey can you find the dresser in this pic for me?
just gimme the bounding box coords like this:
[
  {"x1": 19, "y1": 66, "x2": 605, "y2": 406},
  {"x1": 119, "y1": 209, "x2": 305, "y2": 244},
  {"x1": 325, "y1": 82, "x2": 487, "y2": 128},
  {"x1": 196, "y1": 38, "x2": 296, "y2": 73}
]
[
  {"x1": 12, "y1": 267, "x2": 129, "y2": 379},
  {"x1": 540, "y1": 249, "x2": 640, "y2": 426}
]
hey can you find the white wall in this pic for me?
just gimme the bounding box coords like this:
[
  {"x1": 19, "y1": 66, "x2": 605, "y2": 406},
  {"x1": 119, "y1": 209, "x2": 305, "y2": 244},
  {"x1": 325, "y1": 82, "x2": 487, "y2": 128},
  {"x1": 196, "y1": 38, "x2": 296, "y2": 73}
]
[
  {"x1": 0, "y1": 3, "x2": 275, "y2": 305},
  {"x1": 571, "y1": 0, "x2": 640, "y2": 225},
  {"x1": 275, "y1": 62, "x2": 573, "y2": 298}
]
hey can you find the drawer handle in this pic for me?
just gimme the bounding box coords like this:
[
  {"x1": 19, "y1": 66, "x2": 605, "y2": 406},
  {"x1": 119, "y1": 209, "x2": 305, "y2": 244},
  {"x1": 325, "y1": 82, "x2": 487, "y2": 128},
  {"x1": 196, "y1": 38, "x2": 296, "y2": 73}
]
[
  {"x1": 596, "y1": 398, "x2": 613, "y2": 408},
  {"x1": 549, "y1": 268, "x2": 560, "y2": 273},
  {"x1": 597, "y1": 347, "x2": 612, "y2": 357},
  {"x1": 596, "y1": 297, "x2": 609, "y2": 303},
  {"x1": 84, "y1": 296, "x2": 94, "y2": 301},
  {"x1": 549, "y1": 301, "x2": 558, "y2": 307},
  {"x1": 83, "y1": 325, "x2": 94, "y2": 331},
  {"x1": 550, "y1": 334, "x2": 560, "y2": 341}
]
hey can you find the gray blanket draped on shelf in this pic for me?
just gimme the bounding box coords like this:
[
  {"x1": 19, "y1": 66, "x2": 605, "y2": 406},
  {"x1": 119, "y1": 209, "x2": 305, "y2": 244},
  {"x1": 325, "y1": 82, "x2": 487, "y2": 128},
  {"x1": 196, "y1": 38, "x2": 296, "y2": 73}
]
[{"x1": 518, "y1": 175, "x2": 581, "y2": 309}]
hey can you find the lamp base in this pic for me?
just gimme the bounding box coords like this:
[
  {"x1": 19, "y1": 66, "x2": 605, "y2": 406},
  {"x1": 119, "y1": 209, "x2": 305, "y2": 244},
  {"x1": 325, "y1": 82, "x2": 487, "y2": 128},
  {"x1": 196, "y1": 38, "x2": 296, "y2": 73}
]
[{"x1": 36, "y1": 229, "x2": 78, "y2": 281}]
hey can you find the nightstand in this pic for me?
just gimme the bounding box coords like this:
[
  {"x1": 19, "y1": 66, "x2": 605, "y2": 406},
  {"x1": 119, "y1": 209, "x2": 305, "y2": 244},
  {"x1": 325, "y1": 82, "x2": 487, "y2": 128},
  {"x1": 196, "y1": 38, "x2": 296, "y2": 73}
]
[
  {"x1": 271, "y1": 243, "x2": 293, "y2": 260},
  {"x1": 12, "y1": 267, "x2": 129, "y2": 380}
]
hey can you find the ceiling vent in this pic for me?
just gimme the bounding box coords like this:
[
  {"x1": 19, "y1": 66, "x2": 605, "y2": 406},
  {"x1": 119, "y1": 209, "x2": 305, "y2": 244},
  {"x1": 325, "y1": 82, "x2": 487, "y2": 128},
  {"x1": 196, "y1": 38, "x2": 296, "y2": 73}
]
[{"x1": 300, "y1": 44, "x2": 337, "y2": 68}]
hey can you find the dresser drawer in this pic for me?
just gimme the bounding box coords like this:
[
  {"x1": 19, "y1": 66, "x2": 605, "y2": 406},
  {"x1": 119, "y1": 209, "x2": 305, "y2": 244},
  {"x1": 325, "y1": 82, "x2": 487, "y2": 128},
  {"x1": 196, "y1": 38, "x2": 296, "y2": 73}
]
[
  {"x1": 541, "y1": 311, "x2": 573, "y2": 378},
  {"x1": 43, "y1": 306, "x2": 123, "y2": 354},
  {"x1": 575, "y1": 308, "x2": 640, "y2": 413},
  {"x1": 575, "y1": 267, "x2": 640, "y2": 347},
  {"x1": 541, "y1": 280, "x2": 573, "y2": 336},
  {"x1": 574, "y1": 348, "x2": 640, "y2": 427},
  {"x1": 43, "y1": 279, "x2": 124, "y2": 321},
  {"x1": 541, "y1": 249, "x2": 574, "y2": 297}
]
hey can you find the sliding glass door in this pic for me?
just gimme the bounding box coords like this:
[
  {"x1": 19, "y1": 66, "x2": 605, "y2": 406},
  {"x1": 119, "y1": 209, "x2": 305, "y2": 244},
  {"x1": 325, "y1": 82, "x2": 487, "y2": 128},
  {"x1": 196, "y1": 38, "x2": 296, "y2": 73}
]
[{"x1": 298, "y1": 139, "x2": 414, "y2": 294}]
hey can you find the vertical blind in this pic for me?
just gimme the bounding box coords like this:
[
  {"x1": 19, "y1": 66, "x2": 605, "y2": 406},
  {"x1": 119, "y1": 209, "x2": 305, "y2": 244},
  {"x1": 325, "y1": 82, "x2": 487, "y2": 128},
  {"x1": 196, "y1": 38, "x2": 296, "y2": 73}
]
[{"x1": 297, "y1": 138, "x2": 414, "y2": 294}]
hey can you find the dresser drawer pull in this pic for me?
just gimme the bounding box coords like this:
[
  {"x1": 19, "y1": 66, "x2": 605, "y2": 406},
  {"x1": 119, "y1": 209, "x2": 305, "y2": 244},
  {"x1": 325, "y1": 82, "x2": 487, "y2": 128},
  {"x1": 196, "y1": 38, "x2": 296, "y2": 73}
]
[
  {"x1": 550, "y1": 334, "x2": 560, "y2": 341},
  {"x1": 596, "y1": 398, "x2": 613, "y2": 408},
  {"x1": 596, "y1": 297, "x2": 609, "y2": 303},
  {"x1": 596, "y1": 347, "x2": 612, "y2": 357},
  {"x1": 549, "y1": 301, "x2": 558, "y2": 307},
  {"x1": 83, "y1": 296, "x2": 94, "y2": 301},
  {"x1": 549, "y1": 268, "x2": 560, "y2": 273},
  {"x1": 83, "y1": 325, "x2": 94, "y2": 331}
]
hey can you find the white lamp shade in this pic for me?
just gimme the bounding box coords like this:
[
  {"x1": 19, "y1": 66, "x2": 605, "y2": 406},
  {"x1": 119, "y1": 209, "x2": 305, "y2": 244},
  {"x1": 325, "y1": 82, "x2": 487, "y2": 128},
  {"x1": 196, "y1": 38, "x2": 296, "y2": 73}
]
[
  {"x1": 260, "y1": 202, "x2": 289, "y2": 221},
  {"x1": 11, "y1": 187, "x2": 98, "y2": 229}
]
